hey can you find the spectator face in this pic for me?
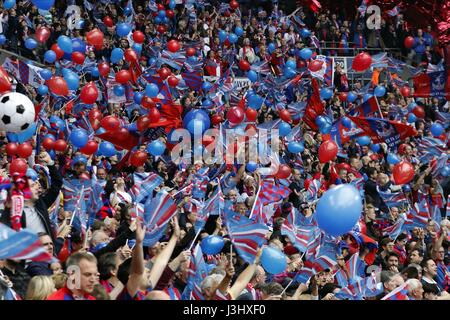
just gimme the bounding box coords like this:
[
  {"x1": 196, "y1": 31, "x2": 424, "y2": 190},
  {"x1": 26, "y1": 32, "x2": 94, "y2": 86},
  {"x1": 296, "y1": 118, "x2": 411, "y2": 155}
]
[
  {"x1": 364, "y1": 205, "x2": 376, "y2": 220},
  {"x1": 28, "y1": 179, "x2": 42, "y2": 201},
  {"x1": 436, "y1": 247, "x2": 445, "y2": 262},
  {"x1": 77, "y1": 258, "x2": 99, "y2": 294},
  {"x1": 39, "y1": 234, "x2": 54, "y2": 256},
  {"x1": 385, "y1": 274, "x2": 404, "y2": 292},
  {"x1": 384, "y1": 241, "x2": 395, "y2": 252},
  {"x1": 389, "y1": 207, "x2": 399, "y2": 220},
  {"x1": 387, "y1": 255, "x2": 399, "y2": 268},
  {"x1": 51, "y1": 262, "x2": 63, "y2": 274},
  {"x1": 424, "y1": 260, "x2": 437, "y2": 277},
  {"x1": 409, "y1": 250, "x2": 422, "y2": 264},
  {"x1": 97, "y1": 169, "x2": 107, "y2": 180}
]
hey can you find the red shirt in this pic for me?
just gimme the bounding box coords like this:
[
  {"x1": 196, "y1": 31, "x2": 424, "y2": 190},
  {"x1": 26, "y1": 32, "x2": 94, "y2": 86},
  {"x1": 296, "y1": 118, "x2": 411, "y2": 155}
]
[{"x1": 47, "y1": 286, "x2": 96, "y2": 300}]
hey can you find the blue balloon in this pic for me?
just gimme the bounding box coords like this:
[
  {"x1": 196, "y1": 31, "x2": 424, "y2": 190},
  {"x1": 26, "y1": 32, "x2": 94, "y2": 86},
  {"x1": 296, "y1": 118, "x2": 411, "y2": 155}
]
[
  {"x1": 4, "y1": 0, "x2": 15, "y2": 9},
  {"x1": 99, "y1": 141, "x2": 116, "y2": 157},
  {"x1": 147, "y1": 140, "x2": 166, "y2": 156},
  {"x1": 113, "y1": 85, "x2": 125, "y2": 96},
  {"x1": 285, "y1": 59, "x2": 297, "y2": 69},
  {"x1": 37, "y1": 85, "x2": 48, "y2": 95},
  {"x1": 407, "y1": 102, "x2": 417, "y2": 112},
  {"x1": 441, "y1": 166, "x2": 450, "y2": 177},
  {"x1": 132, "y1": 43, "x2": 142, "y2": 55},
  {"x1": 430, "y1": 123, "x2": 444, "y2": 137},
  {"x1": 158, "y1": 9, "x2": 166, "y2": 18},
  {"x1": 283, "y1": 67, "x2": 296, "y2": 78},
  {"x1": 316, "y1": 184, "x2": 362, "y2": 237},
  {"x1": 40, "y1": 69, "x2": 52, "y2": 80},
  {"x1": 370, "y1": 143, "x2": 381, "y2": 152},
  {"x1": 247, "y1": 70, "x2": 258, "y2": 83},
  {"x1": 44, "y1": 50, "x2": 56, "y2": 63},
  {"x1": 72, "y1": 38, "x2": 86, "y2": 53},
  {"x1": 163, "y1": 16, "x2": 170, "y2": 24},
  {"x1": 91, "y1": 67, "x2": 99, "y2": 77},
  {"x1": 202, "y1": 99, "x2": 213, "y2": 107},
  {"x1": 111, "y1": 48, "x2": 124, "y2": 63},
  {"x1": 127, "y1": 122, "x2": 137, "y2": 132},
  {"x1": 183, "y1": 109, "x2": 210, "y2": 129},
  {"x1": 320, "y1": 122, "x2": 332, "y2": 134},
  {"x1": 201, "y1": 235, "x2": 225, "y2": 255},
  {"x1": 387, "y1": 153, "x2": 401, "y2": 165},
  {"x1": 341, "y1": 116, "x2": 352, "y2": 129},
  {"x1": 320, "y1": 88, "x2": 333, "y2": 100},
  {"x1": 228, "y1": 33, "x2": 238, "y2": 44},
  {"x1": 247, "y1": 94, "x2": 263, "y2": 110},
  {"x1": 64, "y1": 72, "x2": 79, "y2": 91},
  {"x1": 347, "y1": 91, "x2": 357, "y2": 102},
  {"x1": 7, "y1": 122, "x2": 37, "y2": 143},
  {"x1": 300, "y1": 28, "x2": 311, "y2": 38},
  {"x1": 25, "y1": 38, "x2": 38, "y2": 50},
  {"x1": 169, "y1": 0, "x2": 175, "y2": 9},
  {"x1": 402, "y1": 184, "x2": 411, "y2": 193},
  {"x1": 69, "y1": 129, "x2": 89, "y2": 148},
  {"x1": 288, "y1": 141, "x2": 304, "y2": 153},
  {"x1": 76, "y1": 19, "x2": 85, "y2": 29},
  {"x1": 315, "y1": 115, "x2": 328, "y2": 128},
  {"x1": 268, "y1": 43, "x2": 276, "y2": 54},
  {"x1": 124, "y1": 7, "x2": 132, "y2": 16},
  {"x1": 299, "y1": 48, "x2": 313, "y2": 60},
  {"x1": 363, "y1": 93, "x2": 372, "y2": 102},
  {"x1": 187, "y1": 118, "x2": 207, "y2": 135},
  {"x1": 26, "y1": 168, "x2": 38, "y2": 181},
  {"x1": 134, "y1": 91, "x2": 143, "y2": 104},
  {"x1": 279, "y1": 122, "x2": 291, "y2": 137},
  {"x1": 116, "y1": 23, "x2": 131, "y2": 37},
  {"x1": 356, "y1": 135, "x2": 371, "y2": 146},
  {"x1": 218, "y1": 30, "x2": 227, "y2": 43},
  {"x1": 260, "y1": 246, "x2": 287, "y2": 274},
  {"x1": 234, "y1": 26, "x2": 244, "y2": 37},
  {"x1": 202, "y1": 81, "x2": 213, "y2": 92},
  {"x1": 145, "y1": 83, "x2": 159, "y2": 98},
  {"x1": 57, "y1": 35, "x2": 72, "y2": 53},
  {"x1": 246, "y1": 161, "x2": 258, "y2": 172},
  {"x1": 374, "y1": 85, "x2": 386, "y2": 97},
  {"x1": 407, "y1": 113, "x2": 417, "y2": 123},
  {"x1": 31, "y1": 0, "x2": 54, "y2": 10},
  {"x1": 43, "y1": 133, "x2": 55, "y2": 140},
  {"x1": 154, "y1": 16, "x2": 162, "y2": 24}
]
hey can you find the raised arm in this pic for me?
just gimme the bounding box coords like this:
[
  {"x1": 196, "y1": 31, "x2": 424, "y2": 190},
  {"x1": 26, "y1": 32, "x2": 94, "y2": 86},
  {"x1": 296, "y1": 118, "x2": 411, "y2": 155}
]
[
  {"x1": 227, "y1": 248, "x2": 262, "y2": 300},
  {"x1": 39, "y1": 152, "x2": 63, "y2": 208},
  {"x1": 125, "y1": 218, "x2": 146, "y2": 298}
]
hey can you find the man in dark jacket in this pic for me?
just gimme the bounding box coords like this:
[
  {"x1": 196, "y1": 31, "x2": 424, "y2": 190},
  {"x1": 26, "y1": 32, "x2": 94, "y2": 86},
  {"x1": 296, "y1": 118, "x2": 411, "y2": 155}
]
[{"x1": 0, "y1": 152, "x2": 62, "y2": 243}]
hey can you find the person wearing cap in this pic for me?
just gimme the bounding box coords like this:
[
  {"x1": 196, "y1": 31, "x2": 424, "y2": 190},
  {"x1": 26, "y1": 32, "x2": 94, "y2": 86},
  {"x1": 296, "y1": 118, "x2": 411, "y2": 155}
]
[{"x1": 0, "y1": 152, "x2": 62, "y2": 242}]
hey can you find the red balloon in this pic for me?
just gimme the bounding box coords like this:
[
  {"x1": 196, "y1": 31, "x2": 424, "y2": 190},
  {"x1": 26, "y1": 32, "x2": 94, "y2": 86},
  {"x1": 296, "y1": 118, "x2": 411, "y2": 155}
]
[
  {"x1": 10, "y1": 158, "x2": 27, "y2": 176},
  {"x1": 400, "y1": 86, "x2": 410, "y2": 97},
  {"x1": 148, "y1": 107, "x2": 161, "y2": 123},
  {"x1": 80, "y1": 141, "x2": 98, "y2": 155},
  {"x1": 53, "y1": 139, "x2": 67, "y2": 152},
  {"x1": 17, "y1": 143, "x2": 33, "y2": 158},
  {"x1": 245, "y1": 108, "x2": 258, "y2": 122},
  {"x1": 35, "y1": 27, "x2": 51, "y2": 43},
  {"x1": 98, "y1": 62, "x2": 110, "y2": 77},
  {"x1": 50, "y1": 44, "x2": 64, "y2": 60},
  {"x1": 137, "y1": 115, "x2": 150, "y2": 131},
  {"x1": 132, "y1": 31, "x2": 145, "y2": 44},
  {"x1": 130, "y1": 151, "x2": 148, "y2": 167},
  {"x1": 227, "y1": 107, "x2": 245, "y2": 124},
  {"x1": 157, "y1": 25, "x2": 166, "y2": 34},
  {"x1": 276, "y1": 164, "x2": 291, "y2": 179},
  {"x1": 412, "y1": 106, "x2": 425, "y2": 118},
  {"x1": 393, "y1": 161, "x2": 415, "y2": 185},
  {"x1": 88, "y1": 108, "x2": 102, "y2": 121},
  {"x1": 339, "y1": 92, "x2": 348, "y2": 101},
  {"x1": 230, "y1": 0, "x2": 239, "y2": 10},
  {"x1": 86, "y1": 29, "x2": 104, "y2": 50},
  {"x1": 211, "y1": 114, "x2": 223, "y2": 125},
  {"x1": 279, "y1": 109, "x2": 292, "y2": 123},
  {"x1": 404, "y1": 36, "x2": 415, "y2": 49},
  {"x1": 47, "y1": 76, "x2": 68, "y2": 96},
  {"x1": 352, "y1": 52, "x2": 372, "y2": 72},
  {"x1": 80, "y1": 82, "x2": 99, "y2": 104},
  {"x1": 318, "y1": 140, "x2": 338, "y2": 163},
  {"x1": 101, "y1": 115, "x2": 120, "y2": 132},
  {"x1": 115, "y1": 70, "x2": 131, "y2": 84},
  {"x1": 103, "y1": 16, "x2": 114, "y2": 28},
  {"x1": 239, "y1": 60, "x2": 250, "y2": 71},
  {"x1": 71, "y1": 52, "x2": 85, "y2": 65},
  {"x1": 166, "y1": 10, "x2": 175, "y2": 19},
  {"x1": 42, "y1": 138, "x2": 55, "y2": 150},
  {"x1": 157, "y1": 3, "x2": 165, "y2": 11},
  {"x1": 124, "y1": 49, "x2": 138, "y2": 62},
  {"x1": 167, "y1": 76, "x2": 179, "y2": 87},
  {"x1": 337, "y1": 163, "x2": 351, "y2": 172},
  {"x1": 5, "y1": 142, "x2": 17, "y2": 156},
  {"x1": 158, "y1": 67, "x2": 171, "y2": 80},
  {"x1": 142, "y1": 97, "x2": 156, "y2": 109},
  {"x1": 186, "y1": 47, "x2": 196, "y2": 57},
  {"x1": 308, "y1": 59, "x2": 323, "y2": 72},
  {"x1": 297, "y1": 60, "x2": 306, "y2": 68},
  {"x1": 167, "y1": 39, "x2": 181, "y2": 53},
  {"x1": 0, "y1": 66, "x2": 12, "y2": 93}
]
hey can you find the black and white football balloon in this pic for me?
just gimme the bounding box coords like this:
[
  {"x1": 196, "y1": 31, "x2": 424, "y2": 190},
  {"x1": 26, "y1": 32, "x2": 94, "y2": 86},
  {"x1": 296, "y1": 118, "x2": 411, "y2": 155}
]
[{"x1": 0, "y1": 92, "x2": 35, "y2": 133}]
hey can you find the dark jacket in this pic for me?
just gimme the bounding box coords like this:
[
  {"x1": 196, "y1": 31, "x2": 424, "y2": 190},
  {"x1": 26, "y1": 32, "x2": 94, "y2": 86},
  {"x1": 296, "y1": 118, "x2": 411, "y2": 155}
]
[
  {"x1": 0, "y1": 164, "x2": 63, "y2": 243},
  {"x1": 25, "y1": 261, "x2": 53, "y2": 277}
]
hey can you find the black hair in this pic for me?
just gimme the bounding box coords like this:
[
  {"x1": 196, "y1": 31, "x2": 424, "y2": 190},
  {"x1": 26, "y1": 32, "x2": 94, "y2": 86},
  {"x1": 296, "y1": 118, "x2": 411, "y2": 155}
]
[
  {"x1": 98, "y1": 252, "x2": 118, "y2": 281},
  {"x1": 401, "y1": 266, "x2": 419, "y2": 279},
  {"x1": 117, "y1": 258, "x2": 132, "y2": 285}
]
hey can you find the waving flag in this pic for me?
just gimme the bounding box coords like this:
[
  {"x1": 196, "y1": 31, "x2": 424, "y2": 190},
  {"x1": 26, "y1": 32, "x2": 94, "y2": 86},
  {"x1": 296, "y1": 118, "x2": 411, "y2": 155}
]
[
  {"x1": 417, "y1": 136, "x2": 447, "y2": 160},
  {"x1": 313, "y1": 236, "x2": 339, "y2": 271},
  {"x1": 181, "y1": 243, "x2": 209, "y2": 300},
  {"x1": 412, "y1": 198, "x2": 431, "y2": 227},
  {"x1": 133, "y1": 173, "x2": 164, "y2": 203},
  {"x1": 62, "y1": 178, "x2": 92, "y2": 213},
  {"x1": 413, "y1": 71, "x2": 450, "y2": 98},
  {"x1": 0, "y1": 223, "x2": 56, "y2": 263},
  {"x1": 224, "y1": 209, "x2": 269, "y2": 264},
  {"x1": 281, "y1": 208, "x2": 318, "y2": 253},
  {"x1": 377, "y1": 190, "x2": 408, "y2": 208},
  {"x1": 303, "y1": 78, "x2": 325, "y2": 130},
  {"x1": 364, "y1": 272, "x2": 384, "y2": 298},
  {"x1": 381, "y1": 283, "x2": 409, "y2": 300},
  {"x1": 294, "y1": 260, "x2": 316, "y2": 284},
  {"x1": 348, "y1": 96, "x2": 380, "y2": 117},
  {"x1": 203, "y1": 184, "x2": 225, "y2": 216},
  {"x1": 142, "y1": 191, "x2": 178, "y2": 247},
  {"x1": 305, "y1": 179, "x2": 321, "y2": 202},
  {"x1": 334, "y1": 268, "x2": 349, "y2": 287},
  {"x1": 382, "y1": 214, "x2": 407, "y2": 240},
  {"x1": 335, "y1": 278, "x2": 364, "y2": 300},
  {"x1": 346, "y1": 253, "x2": 366, "y2": 281},
  {"x1": 386, "y1": 5, "x2": 400, "y2": 16}
]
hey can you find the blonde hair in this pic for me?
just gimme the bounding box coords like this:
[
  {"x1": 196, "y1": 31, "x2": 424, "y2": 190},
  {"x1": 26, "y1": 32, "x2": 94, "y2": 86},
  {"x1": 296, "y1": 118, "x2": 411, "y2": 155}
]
[
  {"x1": 52, "y1": 273, "x2": 68, "y2": 290},
  {"x1": 26, "y1": 276, "x2": 55, "y2": 300}
]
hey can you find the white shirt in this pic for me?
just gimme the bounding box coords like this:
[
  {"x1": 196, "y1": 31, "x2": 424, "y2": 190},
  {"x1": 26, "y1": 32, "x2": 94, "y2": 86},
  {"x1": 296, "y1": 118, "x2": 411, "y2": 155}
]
[{"x1": 24, "y1": 206, "x2": 46, "y2": 234}]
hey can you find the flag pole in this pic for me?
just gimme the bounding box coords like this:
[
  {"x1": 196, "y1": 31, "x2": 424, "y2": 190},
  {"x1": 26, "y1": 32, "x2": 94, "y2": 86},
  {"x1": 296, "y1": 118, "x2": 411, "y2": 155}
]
[
  {"x1": 188, "y1": 228, "x2": 202, "y2": 251},
  {"x1": 280, "y1": 250, "x2": 306, "y2": 296},
  {"x1": 375, "y1": 96, "x2": 384, "y2": 119}
]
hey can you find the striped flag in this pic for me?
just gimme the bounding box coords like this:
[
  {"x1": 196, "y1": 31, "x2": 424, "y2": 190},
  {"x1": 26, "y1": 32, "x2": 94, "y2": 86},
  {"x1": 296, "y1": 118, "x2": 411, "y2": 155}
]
[
  {"x1": 334, "y1": 269, "x2": 349, "y2": 287},
  {"x1": 436, "y1": 261, "x2": 449, "y2": 291},
  {"x1": 294, "y1": 260, "x2": 316, "y2": 284},
  {"x1": 382, "y1": 214, "x2": 407, "y2": 240},
  {"x1": 224, "y1": 209, "x2": 269, "y2": 265},
  {"x1": 181, "y1": 243, "x2": 208, "y2": 300},
  {"x1": 142, "y1": 191, "x2": 178, "y2": 247},
  {"x1": 305, "y1": 179, "x2": 321, "y2": 202},
  {"x1": 0, "y1": 223, "x2": 56, "y2": 263},
  {"x1": 133, "y1": 173, "x2": 164, "y2": 203},
  {"x1": 386, "y1": 6, "x2": 400, "y2": 17},
  {"x1": 381, "y1": 283, "x2": 409, "y2": 300},
  {"x1": 335, "y1": 278, "x2": 364, "y2": 300},
  {"x1": 447, "y1": 195, "x2": 450, "y2": 217},
  {"x1": 364, "y1": 272, "x2": 384, "y2": 298},
  {"x1": 410, "y1": 198, "x2": 431, "y2": 228},
  {"x1": 346, "y1": 253, "x2": 366, "y2": 281},
  {"x1": 377, "y1": 189, "x2": 409, "y2": 208},
  {"x1": 281, "y1": 208, "x2": 319, "y2": 253}
]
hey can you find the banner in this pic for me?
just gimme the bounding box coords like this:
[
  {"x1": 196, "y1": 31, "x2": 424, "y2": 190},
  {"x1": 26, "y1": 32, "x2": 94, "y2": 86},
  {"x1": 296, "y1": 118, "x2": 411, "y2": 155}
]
[
  {"x1": 203, "y1": 76, "x2": 251, "y2": 90},
  {"x1": 310, "y1": 55, "x2": 334, "y2": 86},
  {"x1": 412, "y1": 71, "x2": 450, "y2": 98},
  {"x1": 2, "y1": 58, "x2": 44, "y2": 88},
  {"x1": 106, "y1": 77, "x2": 127, "y2": 103}
]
